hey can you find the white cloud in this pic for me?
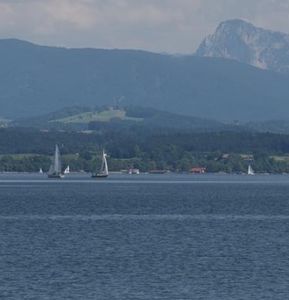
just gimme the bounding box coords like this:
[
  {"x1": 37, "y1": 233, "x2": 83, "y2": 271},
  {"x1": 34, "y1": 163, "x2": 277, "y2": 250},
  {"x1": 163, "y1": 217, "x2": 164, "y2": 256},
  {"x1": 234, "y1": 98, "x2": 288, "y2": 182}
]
[
  {"x1": 42, "y1": 0, "x2": 97, "y2": 29},
  {"x1": 0, "y1": 0, "x2": 288, "y2": 53}
]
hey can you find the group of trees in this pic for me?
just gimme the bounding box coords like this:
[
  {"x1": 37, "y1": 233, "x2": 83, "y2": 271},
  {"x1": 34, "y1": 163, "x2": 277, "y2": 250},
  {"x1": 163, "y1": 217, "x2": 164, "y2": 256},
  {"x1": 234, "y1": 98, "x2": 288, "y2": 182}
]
[
  {"x1": 1, "y1": 150, "x2": 288, "y2": 174},
  {"x1": 1, "y1": 127, "x2": 289, "y2": 173}
]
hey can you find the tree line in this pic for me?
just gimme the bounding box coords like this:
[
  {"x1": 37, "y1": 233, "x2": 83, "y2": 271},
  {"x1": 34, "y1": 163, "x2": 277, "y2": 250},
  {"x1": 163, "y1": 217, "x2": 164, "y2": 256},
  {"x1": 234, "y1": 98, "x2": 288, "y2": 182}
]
[{"x1": 1, "y1": 127, "x2": 289, "y2": 173}]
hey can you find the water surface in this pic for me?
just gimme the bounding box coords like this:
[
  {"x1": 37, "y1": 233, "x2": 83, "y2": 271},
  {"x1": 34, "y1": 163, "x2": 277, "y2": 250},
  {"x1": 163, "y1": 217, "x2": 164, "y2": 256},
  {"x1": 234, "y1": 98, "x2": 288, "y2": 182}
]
[{"x1": 0, "y1": 173, "x2": 289, "y2": 299}]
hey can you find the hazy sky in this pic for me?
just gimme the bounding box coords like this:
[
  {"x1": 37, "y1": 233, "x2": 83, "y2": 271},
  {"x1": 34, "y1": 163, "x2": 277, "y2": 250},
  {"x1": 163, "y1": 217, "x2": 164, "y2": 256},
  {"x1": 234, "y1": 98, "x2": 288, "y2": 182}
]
[{"x1": 0, "y1": 0, "x2": 289, "y2": 53}]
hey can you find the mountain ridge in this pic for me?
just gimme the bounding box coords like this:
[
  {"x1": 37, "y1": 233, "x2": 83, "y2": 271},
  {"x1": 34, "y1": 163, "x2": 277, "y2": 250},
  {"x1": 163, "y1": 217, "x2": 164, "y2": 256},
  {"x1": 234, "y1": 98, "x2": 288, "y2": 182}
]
[{"x1": 1, "y1": 38, "x2": 289, "y2": 121}]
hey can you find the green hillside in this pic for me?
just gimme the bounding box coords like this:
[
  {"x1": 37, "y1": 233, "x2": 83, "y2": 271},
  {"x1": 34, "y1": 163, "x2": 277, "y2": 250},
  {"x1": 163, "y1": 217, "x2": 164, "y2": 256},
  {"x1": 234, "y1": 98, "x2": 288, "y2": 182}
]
[
  {"x1": 13, "y1": 106, "x2": 227, "y2": 132},
  {"x1": 52, "y1": 109, "x2": 143, "y2": 124}
]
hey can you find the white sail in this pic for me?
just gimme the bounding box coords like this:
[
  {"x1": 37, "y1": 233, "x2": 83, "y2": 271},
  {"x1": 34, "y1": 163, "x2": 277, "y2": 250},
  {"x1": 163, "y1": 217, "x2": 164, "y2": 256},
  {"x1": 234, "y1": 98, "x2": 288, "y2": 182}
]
[
  {"x1": 64, "y1": 165, "x2": 70, "y2": 174},
  {"x1": 100, "y1": 151, "x2": 108, "y2": 175},
  {"x1": 39, "y1": 168, "x2": 43, "y2": 174},
  {"x1": 48, "y1": 144, "x2": 63, "y2": 177},
  {"x1": 248, "y1": 165, "x2": 254, "y2": 175}
]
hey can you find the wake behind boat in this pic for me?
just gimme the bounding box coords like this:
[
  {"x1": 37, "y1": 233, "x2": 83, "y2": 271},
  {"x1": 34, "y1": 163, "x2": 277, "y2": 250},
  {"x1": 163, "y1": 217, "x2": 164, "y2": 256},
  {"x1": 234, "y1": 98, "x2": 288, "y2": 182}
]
[
  {"x1": 48, "y1": 144, "x2": 64, "y2": 179},
  {"x1": 92, "y1": 150, "x2": 109, "y2": 178}
]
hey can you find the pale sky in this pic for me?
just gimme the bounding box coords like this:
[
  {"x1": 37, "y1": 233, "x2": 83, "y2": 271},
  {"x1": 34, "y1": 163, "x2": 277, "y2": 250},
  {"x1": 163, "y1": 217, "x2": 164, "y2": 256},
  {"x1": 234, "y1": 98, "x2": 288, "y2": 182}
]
[{"x1": 0, "y1": 0, "x2": 289, "y2": 53}]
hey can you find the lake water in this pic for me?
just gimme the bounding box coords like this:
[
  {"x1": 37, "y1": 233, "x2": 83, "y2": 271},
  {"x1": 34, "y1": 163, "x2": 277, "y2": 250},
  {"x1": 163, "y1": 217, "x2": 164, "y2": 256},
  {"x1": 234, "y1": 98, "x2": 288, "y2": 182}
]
[{"x1": 1, "y1": 173, "x2": 289, "y2": 299}]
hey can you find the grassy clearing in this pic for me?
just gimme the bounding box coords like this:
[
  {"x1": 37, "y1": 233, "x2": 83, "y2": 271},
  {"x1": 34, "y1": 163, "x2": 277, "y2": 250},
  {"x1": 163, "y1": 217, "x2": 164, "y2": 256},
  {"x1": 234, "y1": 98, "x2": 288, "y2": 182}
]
[
  {"x1": 51, "y1": 109, "x2": 143, "y2": 124},
  {"x1": 271, "y1": 155, "x2": 289, "y2": 162}
]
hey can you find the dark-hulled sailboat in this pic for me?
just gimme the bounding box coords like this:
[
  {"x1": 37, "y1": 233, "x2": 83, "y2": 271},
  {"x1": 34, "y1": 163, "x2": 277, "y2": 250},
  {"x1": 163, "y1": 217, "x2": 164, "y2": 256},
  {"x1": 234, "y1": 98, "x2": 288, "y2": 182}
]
[{"x1": 92, "y1": 150, "x2": 108, "y2": 178}]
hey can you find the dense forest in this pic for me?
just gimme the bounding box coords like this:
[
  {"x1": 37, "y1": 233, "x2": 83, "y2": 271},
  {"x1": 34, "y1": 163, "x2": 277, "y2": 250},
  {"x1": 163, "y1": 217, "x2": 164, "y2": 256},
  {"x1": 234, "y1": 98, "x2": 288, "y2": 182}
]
[{"x1": 1, "y1": 126, "x2": 289, "y2": 173}]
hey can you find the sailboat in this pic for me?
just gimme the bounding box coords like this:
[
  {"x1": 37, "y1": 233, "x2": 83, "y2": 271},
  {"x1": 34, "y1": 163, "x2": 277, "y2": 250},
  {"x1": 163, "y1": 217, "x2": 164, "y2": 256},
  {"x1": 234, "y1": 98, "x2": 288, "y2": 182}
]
[
  {"x1": 48, "y1": 144, "x2": 64, "y2": 178},
  {"x1": 39, "y1": 168, "x2": 43, "y2": 174},
  {"x1": 64, "y1": 165, "x2": 70, "y2": 174},
  {"x1": 248, "y1": 164, "x2": 255, "y2": 176},
  {"x1": 92, "y1": 150, "x2": 109, "y2": 178}
]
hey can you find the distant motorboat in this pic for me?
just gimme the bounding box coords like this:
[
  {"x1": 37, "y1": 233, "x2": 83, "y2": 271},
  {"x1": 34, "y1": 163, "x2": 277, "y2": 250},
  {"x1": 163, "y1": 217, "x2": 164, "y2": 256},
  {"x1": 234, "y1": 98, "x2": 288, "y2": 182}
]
[
  {"x1": 248, "y1": 164, "x2": 255, "y2": 176},
  {"x1": 48, "y1": 144, "x2": 64, "y2": 179},
  {"x1": 92, "y1": 150, "x2": 109, "y2": 178},
  {"x1": 64, "y1": 165, "x2": 70, "y2": 174}
]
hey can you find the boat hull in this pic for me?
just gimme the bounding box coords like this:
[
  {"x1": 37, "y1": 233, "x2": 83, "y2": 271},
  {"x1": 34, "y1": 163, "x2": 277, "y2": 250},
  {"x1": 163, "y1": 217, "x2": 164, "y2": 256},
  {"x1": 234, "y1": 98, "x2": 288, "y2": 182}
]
[
  {"x1": 48, "y1": 174, "x2": 64, "y2": 179},
  {"x1": 91, "y1": 173, "x2": 108, "y2": 178},
  {"x1": 149, "y1": 170, "x2": 168, "y2": 174}
]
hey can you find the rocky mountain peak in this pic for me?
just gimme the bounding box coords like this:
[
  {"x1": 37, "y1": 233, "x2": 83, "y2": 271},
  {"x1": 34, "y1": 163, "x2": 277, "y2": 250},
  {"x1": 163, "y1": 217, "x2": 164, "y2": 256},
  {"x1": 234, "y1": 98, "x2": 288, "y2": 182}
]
[{"x1": 196, "y1": 19, "x2": 289, "y2": 73}]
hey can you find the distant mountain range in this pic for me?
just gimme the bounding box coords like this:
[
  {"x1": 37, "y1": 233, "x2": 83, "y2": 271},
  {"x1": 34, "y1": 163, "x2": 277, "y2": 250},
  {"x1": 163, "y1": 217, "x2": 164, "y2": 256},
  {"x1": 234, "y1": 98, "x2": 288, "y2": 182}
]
[
  {"x1": 196, "y1": 19, "x2": 289, "y2": 74},
  {"x1": 1, "y1": 32, "x2": 289, "y2": 122}
]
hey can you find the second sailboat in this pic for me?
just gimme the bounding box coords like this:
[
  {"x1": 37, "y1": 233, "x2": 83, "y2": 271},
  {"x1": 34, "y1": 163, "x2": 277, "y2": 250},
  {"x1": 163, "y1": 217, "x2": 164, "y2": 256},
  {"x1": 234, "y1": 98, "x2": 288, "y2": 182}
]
[{"x1": 92, "y1": 150, "x2": 109, "y2": 178}]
